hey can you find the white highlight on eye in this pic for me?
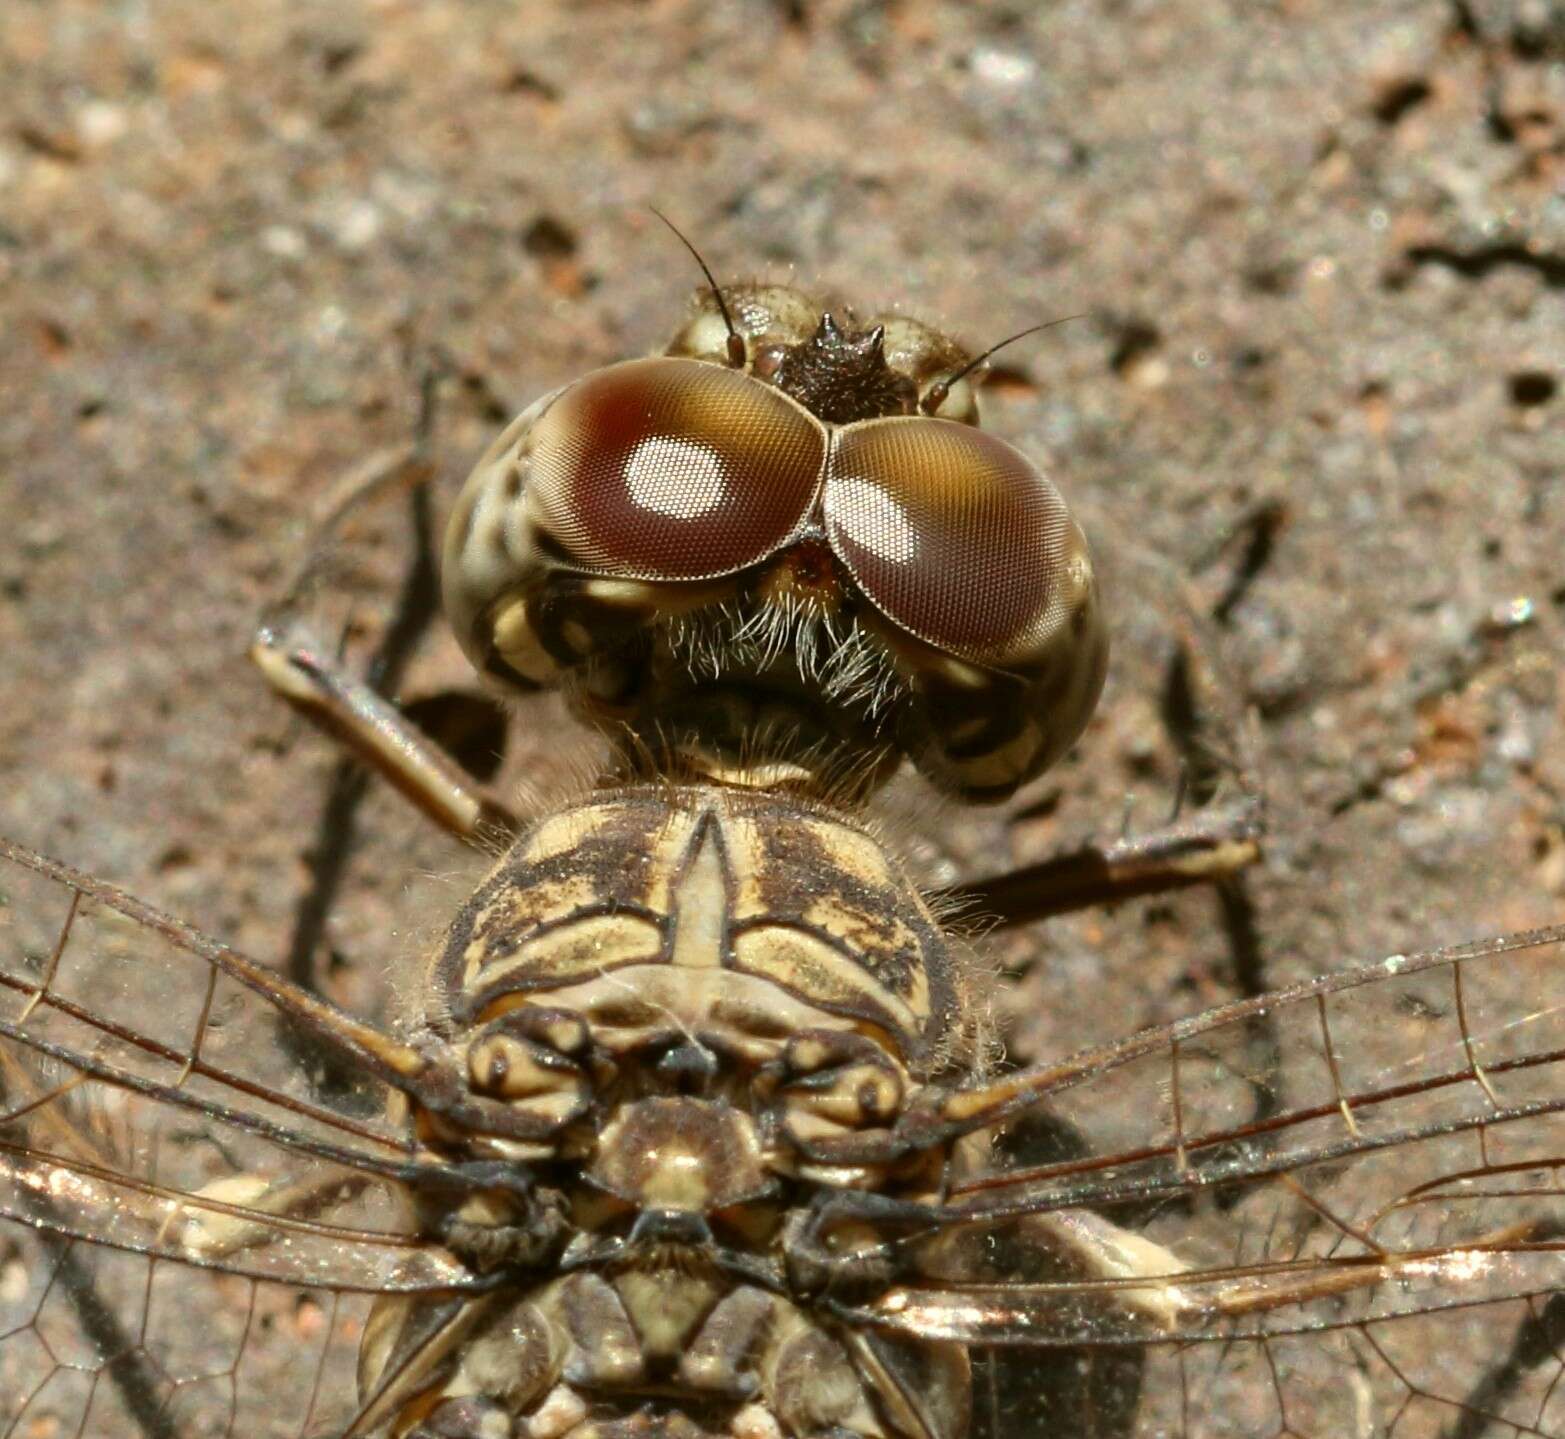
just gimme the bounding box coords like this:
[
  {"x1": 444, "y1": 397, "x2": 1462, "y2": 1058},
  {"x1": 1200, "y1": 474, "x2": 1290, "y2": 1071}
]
[
  {"x1": 625, "y1": 436, "x2": 727, "y2": 518},
  {"x1": 831, "y1": 478, "x2": 918, "y2": 565}
]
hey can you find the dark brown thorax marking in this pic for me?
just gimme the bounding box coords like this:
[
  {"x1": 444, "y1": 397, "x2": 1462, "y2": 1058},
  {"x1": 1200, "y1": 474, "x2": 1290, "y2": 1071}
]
[{"x1": 432, "y1": 787, "x2": 965, "y2": 1074}]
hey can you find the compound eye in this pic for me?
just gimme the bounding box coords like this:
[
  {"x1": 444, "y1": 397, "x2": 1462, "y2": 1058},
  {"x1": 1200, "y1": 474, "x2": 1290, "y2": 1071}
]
[
  {"x1": 528, "y1": 357, "x2": 825, "y2": 580},
  {"x1": 824, "y1": 418, "x2": 1094, "y2": 668}
]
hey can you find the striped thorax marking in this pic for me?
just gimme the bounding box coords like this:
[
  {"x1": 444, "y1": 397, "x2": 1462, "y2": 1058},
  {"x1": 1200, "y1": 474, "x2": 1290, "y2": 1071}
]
[{"x1": 434, "y1": 787, "x2": 965, "y2": 1074}]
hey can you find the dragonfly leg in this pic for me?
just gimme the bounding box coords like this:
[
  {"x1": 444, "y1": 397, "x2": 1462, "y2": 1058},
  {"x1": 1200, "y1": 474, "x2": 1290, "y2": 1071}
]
[
  {"x1": 249, "y1": 368, "x2": 520, "y2": 1019},
  {"x1": 250, "y1": 422, "x2": 520, "y2": 844},
  {"x1": 936, "y1": 790, "x2": 1264, "y2": 933},
  {"x1": 252, "y1": 593, "x2": 519, "y2": 841}
]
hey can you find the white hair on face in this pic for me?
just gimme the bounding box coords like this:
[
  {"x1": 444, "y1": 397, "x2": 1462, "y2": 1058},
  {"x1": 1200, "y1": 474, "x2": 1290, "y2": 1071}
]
[{"x1": 661, "y1": 597, "x2": 908, "y2": 724}]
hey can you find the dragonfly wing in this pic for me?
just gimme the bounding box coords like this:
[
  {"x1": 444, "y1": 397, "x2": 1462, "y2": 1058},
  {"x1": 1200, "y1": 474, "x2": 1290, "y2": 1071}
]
[
  {"x1": 863, "y1": 924, "x2": 1565, "y2": 1435},
  {"x1": 0, "y1": 840, "x2": 479, "y2": 1437}
]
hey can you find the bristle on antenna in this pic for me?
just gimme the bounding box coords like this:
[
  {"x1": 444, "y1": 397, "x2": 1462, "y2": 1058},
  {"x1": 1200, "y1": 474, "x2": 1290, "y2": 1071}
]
[
  {"x1": 649, "y1": 207, "x2": 746, "y2": 368},
  {"x1": 920, "y1": 314, "x2": 1084, "y2": 416}
]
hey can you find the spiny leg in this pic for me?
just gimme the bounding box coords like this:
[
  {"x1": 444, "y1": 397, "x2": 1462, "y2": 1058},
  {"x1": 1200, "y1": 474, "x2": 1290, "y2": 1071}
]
[
  {"x1": 941, "y1": 650, "x2": 1266, "y2": 934},
  {"x1": 938, "y1": 792, "x2": 1262, "y2": 934},
  {"x1": 250, "y1": 432, "x2": 519, "y2": 847},
  {"x1": 251, "y1": 357, "x2": 520, "y2": 851},
  {"x1": 943, "y1": 506, "x2": 1273, "y2": 977},
  {"x1": 251, "y1": 367, "x2": 520, "y2": 987}
]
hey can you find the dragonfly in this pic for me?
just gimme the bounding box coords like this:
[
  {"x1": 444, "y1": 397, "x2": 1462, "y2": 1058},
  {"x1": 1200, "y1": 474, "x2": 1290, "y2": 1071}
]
[{"x1": 2, "y1": 262, "x2": 1564, "y2": 1439}]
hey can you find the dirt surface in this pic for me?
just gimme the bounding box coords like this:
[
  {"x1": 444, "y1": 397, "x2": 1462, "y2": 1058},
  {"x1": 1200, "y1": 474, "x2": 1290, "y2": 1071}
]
[{"x1": 0, "y1": 0, "x2": 1562, "y2": 1433}]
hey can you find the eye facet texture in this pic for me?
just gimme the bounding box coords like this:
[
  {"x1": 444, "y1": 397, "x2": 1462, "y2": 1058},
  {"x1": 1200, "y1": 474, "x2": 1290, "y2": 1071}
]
[
  {"x1": 528, "y1": 357, "x2": 826, "y2": 581},
  {"x1": 825, "y1": 419, "x2": 1080, "y2": 665}
]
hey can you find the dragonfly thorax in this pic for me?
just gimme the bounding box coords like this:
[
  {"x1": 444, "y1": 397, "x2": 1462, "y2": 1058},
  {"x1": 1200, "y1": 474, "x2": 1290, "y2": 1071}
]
[{"x1": 355, "y1": 783, "x2": 982, "y2": 1438}]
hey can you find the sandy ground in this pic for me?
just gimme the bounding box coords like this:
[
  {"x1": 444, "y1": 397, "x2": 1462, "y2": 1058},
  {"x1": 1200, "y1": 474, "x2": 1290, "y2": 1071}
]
[{"x1": 1, "y1": 1, "x2": 1562, "y2": 1434}]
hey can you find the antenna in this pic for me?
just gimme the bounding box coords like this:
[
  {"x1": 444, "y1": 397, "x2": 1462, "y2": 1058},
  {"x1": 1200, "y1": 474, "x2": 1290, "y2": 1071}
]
[
  {"x1": 920, "y1": 314, "x2": 1084, "y2": 416},
  {"x1": 648, "y1": 207, "x2": 745, "y2": 368}
]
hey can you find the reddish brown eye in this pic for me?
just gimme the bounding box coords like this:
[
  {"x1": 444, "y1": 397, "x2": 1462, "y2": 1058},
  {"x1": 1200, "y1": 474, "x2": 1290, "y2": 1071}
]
[
  {"x1": 824, "y1": 419, "x2": 1086, "y2": 665},
  {"x1": 528, "y1": 357, "x2": 825, "y2": 580}
]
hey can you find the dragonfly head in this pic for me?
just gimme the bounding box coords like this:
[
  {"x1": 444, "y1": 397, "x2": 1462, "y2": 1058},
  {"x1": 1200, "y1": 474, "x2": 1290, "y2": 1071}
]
[{"x1": 442, "y1": 283, "x2": 1105, "y2": 802}]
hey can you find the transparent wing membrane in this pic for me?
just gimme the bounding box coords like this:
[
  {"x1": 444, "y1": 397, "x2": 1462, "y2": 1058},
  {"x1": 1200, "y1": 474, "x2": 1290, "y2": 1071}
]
[
  {"x1": 0, "y1": 841, "x2": 476, "y2": 1438},
  {"x1": 2, "y1": 1239, "x2": 373, "y2": 1439},
  {"x1": 871, "y1": 923, "x2": 1565, "y2": 1435},
  {"x1": 939, "y1": 928, "x2": 1565, "y2": 1235}
]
